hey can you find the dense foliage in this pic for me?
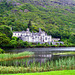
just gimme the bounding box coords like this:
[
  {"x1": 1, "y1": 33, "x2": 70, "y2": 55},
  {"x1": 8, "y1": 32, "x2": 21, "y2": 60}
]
[
  {"x1": 0, "y1": 25, "x2": 12, "y2": 38},
  {"x1": 0, "y1": 0, "x2": 75, "y2": 48},
  {"x1": 0, "y1": 48, "x2": 5, "y2": 54},
  {"x1": 0, "y1": 32, "x2": 10, "y2": 47}
]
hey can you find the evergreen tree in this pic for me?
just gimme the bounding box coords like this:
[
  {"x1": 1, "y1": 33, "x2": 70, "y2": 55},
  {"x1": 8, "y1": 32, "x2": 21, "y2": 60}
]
[
  {"x1": 28, "y1": 20, "x2": 32, "y2": 31},
  {"x1": 28, "y1": 20, "x2": 32, "y2": 28}
]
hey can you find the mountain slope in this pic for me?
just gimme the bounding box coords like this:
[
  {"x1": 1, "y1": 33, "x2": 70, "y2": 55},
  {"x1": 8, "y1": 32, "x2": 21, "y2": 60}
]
[{"x1": 0, "y1": 0, "x2": 75, "y2": 40}]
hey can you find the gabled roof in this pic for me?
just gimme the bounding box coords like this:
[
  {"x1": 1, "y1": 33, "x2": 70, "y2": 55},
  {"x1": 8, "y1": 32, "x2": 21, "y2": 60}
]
[
  {"x1": 13, "y1": 31, "x2": 22, "y2": 33},
  {"x1": 22, "y1": 31, "x2": 26, "y2": 33}
]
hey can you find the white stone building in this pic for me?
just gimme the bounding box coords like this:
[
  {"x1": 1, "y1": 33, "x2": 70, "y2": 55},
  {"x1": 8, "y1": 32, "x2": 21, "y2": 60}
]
[{"x1": 13, "y1": 28, "x2": 63, "y2": 44}]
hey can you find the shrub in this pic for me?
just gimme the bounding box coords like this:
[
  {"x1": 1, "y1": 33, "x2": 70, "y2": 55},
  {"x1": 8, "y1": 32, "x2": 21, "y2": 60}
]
[{"x1": 0, "y1": 48, "x2": 5, "y2": 54}]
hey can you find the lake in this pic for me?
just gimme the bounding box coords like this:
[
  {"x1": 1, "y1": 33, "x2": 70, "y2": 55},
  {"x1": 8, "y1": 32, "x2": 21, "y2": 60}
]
[
  {"x1": 6, "y1": 47, "x2": 75, "y2": 53},
  {"x1": 5, "y1": 47, "x2": 75, "y2": 64}
]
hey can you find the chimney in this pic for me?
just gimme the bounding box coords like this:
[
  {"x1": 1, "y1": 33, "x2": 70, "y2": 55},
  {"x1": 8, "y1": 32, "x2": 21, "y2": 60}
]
[{"x1": 27, "y1": 28, "x2": 29, "y2": 31}]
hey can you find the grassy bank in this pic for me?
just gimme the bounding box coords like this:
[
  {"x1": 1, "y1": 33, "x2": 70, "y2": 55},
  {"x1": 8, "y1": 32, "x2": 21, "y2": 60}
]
[
  {"x1": 2, "y1": 43, "x2": 75, "y2": 49},
  {"x1": 0, "y1": 70, "x2": 75, "y2": 75},
  {"x1": 0, "y1": 51, "x2": 34, "y2": 61},
  {"x1": 53, "y1": 52, "x2": 75, "y2": 55}
]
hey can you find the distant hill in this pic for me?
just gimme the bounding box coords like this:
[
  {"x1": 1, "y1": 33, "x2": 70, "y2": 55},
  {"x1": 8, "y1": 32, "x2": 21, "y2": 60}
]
[{"x1": 0, "y1": 0, "x2": 75, "y2": 40}]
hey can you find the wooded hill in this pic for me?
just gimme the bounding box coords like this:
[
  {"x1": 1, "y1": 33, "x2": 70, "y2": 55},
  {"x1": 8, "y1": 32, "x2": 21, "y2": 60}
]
[{"x1": 0, "y1": 0, "x2": 75, "y2": 44}]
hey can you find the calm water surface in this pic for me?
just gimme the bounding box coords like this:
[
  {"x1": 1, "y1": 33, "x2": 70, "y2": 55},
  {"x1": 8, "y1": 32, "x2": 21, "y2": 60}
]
[
  {"x1": 5, "y1": 47, "x2": 75, "y2": 64},
  {"x1": 6, "y1": 47, "x2": 75, "y2": 53}
]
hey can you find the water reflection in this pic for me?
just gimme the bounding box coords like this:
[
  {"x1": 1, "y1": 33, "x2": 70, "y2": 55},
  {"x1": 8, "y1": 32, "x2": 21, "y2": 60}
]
[
  {"x1": 5, "y1": 47, "x2": 75, "y2": 64},
  {"x1": 5, "y1": 47, "x2": 75, "y2": 53}
]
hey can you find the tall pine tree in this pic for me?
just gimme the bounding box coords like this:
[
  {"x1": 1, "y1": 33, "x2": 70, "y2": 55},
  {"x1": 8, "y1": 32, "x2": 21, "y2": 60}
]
[{"x1": 28, "y1": 20, "x2": 32, "y2": 31}]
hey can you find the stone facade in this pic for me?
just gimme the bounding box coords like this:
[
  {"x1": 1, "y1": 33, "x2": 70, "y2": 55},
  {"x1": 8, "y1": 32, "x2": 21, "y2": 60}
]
[{"x1": 13, "y1": 28, "x2": 63, "y2": 44}]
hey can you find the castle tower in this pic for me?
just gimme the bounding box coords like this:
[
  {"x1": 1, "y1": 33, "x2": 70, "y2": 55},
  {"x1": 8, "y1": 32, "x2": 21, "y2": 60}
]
[
  {"x1": 27, "y1": 28, "x2": 29, "y2": 31},
  {"x1": 39, "y1": 28, "x2": 42, "y2": 32}
]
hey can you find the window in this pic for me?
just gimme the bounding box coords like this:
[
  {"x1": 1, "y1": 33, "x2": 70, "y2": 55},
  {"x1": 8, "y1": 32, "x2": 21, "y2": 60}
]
[
  {"x1": 48, "y1": 38, "x2": 50, "y2": 40},
  {"x1": 35, "y1": 36, "x2": 37, "y2": 38},
  {"x1": 45, "y1": 37, "x2": 47, "y2": 40}
]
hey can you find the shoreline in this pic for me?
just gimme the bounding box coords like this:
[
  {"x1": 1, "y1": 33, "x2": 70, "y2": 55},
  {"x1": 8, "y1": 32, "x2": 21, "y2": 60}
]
[{"x1": 3, "y1": 46, "x2": 75, "y2": 50}]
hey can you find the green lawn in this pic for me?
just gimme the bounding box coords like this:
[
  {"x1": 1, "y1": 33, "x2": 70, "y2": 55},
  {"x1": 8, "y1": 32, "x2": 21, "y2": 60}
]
[{"x1": 0, "y1": 70, "x2": 75, "y2": 75}]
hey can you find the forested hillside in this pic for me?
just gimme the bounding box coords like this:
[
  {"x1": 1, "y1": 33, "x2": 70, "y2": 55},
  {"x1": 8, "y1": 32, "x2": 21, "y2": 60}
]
[{"x1": 0, "y1": 0, "x2": 75, "y2": 45}]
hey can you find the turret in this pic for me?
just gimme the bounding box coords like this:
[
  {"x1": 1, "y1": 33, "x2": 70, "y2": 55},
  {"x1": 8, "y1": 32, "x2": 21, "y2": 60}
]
[
  {"x1": 27, "y1": 28, "x2": 29, "y2": 31},
  {"x1": 39, "y1": 28, "x2": 42, "y2": 32}
]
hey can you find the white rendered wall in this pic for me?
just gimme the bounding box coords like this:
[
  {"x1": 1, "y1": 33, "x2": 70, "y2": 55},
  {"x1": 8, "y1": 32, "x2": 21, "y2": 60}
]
[
  {"x1": 29, "y1": 36, "x2": 32, "y2": 42},
  {"x1": 13, "y1": 33, "x2": 22, "y2": 37},
  {"x1": 44, "y1": 36, "x2": 52, "y2": 42}
]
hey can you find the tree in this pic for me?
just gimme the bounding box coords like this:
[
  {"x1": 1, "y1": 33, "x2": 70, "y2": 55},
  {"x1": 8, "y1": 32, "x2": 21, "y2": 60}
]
[
  {"x1": 69, "y1": 33, "x2": 75, "y2": 44},
  {"x1": 0, "y1": 25, "x2": 12, "y2": 38},
  {"x1": 28, "y1": 20, "x2": 32, "y2": 28},
  {"x1": 0, "y1": 48, "x2": 5, "y2": 53},
  {"x1": 9, "y1": 40, "x2": 18, "y2": 48},
  {"x1": 0, "y1": 32, "x2": 10, "y2": 47}
]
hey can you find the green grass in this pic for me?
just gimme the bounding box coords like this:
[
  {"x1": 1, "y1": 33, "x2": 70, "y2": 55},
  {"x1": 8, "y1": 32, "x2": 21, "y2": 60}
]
[
  {"x1": 0, "y1": 56, "x2": 75, "y2": 73},
  {"x1": 0, "y1": 70, "x2": 75, "y2": 75},
  {"x1": 0, "y1": 51, "x2": 34, "y2": 60},
  {"x1": 53, "y1": 52, "x2": 75, "y2": 55}
]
